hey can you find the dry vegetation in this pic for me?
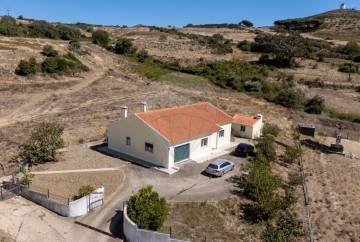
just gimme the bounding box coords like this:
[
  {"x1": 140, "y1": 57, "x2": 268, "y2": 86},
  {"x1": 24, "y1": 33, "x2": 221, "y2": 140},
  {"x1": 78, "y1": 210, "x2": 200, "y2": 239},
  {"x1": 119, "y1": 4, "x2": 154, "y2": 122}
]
[{"x1": 302, "y1": 140, "x2": 360, "y2": 242}]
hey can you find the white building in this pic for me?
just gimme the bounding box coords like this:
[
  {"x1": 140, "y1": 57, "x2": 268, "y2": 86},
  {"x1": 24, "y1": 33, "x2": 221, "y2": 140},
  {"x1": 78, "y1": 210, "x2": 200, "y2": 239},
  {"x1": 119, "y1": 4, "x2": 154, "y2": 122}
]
[
  {"x1": 107, "y1": 102, "x2": 233, "y2": 169},
  {"x1": 340, "y1": 3, "x2": 346, "y2": 9},
  {"x1": 232, "y1": 114, "x2": 263, "y2": 139}
]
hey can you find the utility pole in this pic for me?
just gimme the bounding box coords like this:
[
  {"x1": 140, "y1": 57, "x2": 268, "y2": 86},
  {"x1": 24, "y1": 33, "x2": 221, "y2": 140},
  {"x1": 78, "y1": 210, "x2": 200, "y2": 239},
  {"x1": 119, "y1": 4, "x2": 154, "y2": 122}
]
[{"x1": 7, "y1": 7, "x2": 10, "y2": 16}]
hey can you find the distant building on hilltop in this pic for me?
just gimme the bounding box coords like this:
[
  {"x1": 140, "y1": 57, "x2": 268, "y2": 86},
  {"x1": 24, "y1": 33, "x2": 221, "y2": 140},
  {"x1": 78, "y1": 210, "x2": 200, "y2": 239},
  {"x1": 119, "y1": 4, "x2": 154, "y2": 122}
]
[{"x1": 340, "y1": 3, "x2": 346, "y2": 10}]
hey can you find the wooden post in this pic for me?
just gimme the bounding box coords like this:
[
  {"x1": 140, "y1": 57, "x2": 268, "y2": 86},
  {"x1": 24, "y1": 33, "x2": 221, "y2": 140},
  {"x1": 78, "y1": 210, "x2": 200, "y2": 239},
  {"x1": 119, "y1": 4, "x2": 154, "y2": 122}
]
[
  {"x1": 47, "y1": 189, "x2": 50, "y2": 199},
  {"x1": 0, "y1": 184, "x2": 3, "y2": 200},
  {"x1": 68, "y1": 198, "x2": 70, "y2": 205},
  {"x1": 169, "y1": 226, "x2": 172, "y2": 238}
]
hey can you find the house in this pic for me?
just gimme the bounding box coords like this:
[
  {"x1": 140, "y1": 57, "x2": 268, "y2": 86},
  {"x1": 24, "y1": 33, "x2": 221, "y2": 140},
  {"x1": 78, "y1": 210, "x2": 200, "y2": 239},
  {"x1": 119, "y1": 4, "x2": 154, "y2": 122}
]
[
  {"x1": 107, "y1": 102, "x2": 233, "y2": 169},
  {"x1": 232, "y1": 114, "x2": 263, "y2": 139}
]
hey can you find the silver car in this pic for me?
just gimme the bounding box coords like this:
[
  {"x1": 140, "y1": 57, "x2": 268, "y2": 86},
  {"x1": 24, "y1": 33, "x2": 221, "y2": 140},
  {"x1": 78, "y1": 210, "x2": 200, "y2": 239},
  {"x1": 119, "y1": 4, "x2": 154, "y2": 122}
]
[{"x1": 205, "y1": 159, "x2": 234, "y2": 177}]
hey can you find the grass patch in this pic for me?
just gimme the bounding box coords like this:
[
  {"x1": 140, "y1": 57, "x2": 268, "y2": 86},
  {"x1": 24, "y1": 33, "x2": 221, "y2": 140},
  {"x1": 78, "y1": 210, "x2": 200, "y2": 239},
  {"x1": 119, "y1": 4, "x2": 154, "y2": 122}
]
[
  {"x1": 134, "y1": 58, "x2": 171, "y2": 80},
  {"x1": 327, "y1": 108, "x2": 360, "y2": 123},
  {"x1": 159, "y1": 198, "x2": 260, "y2": 242},
  {"x1": 158, "y1": 73, "x2": 209, "y2": 89}
]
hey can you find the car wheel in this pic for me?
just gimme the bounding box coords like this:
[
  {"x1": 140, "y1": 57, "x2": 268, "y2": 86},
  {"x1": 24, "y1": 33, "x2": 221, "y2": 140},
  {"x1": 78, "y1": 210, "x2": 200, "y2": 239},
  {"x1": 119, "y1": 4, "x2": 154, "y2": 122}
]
[
  {"x1": 231, "y1": 165, "x2": 234, "y2": 171},
  {"x1": 220, "y1": 171, "x2": 224, "y2": 177}
]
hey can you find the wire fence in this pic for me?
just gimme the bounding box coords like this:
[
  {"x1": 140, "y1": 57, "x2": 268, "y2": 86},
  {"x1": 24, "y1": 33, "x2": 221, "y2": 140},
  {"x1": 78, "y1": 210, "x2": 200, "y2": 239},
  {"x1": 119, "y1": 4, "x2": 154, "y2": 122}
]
[{"x1": 27, "y1": 184, "x2": 70, "y2": 205}]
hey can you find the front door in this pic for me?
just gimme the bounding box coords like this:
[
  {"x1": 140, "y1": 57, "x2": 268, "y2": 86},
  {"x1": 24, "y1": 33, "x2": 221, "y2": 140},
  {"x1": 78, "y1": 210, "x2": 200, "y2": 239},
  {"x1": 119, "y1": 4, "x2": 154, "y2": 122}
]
[
  {"x1": 174, "y1": 143, "x2": 190, "y2": 163},
  {"x1": 240, "y1": 126, "x2": 246, "y2": 137}
]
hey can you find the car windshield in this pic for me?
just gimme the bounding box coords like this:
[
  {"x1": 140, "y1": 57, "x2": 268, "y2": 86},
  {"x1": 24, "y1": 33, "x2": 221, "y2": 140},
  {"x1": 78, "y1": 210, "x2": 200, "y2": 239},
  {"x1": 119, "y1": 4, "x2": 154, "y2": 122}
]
[{"x1": 208, "y1": 164, "x2": 218, "y2": 169}]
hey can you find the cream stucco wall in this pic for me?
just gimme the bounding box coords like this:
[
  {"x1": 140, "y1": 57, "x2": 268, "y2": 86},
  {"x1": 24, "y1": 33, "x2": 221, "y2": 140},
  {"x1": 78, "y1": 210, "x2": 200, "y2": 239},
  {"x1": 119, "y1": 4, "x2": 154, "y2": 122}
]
[
  {"x1": 233, "y1": 119, "x2": 263, "y2": 139},
  {"x1": 108, "y1": 114, "x2": 170, "y2": 168},
  {"x1": 167, "y1": 122, "x2": 232, "y2": 167}
]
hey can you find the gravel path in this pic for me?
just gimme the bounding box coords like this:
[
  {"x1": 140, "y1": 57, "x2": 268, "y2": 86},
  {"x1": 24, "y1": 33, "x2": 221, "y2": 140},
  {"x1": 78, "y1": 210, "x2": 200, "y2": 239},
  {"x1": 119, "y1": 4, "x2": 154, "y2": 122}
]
[{"x1": 31, "y1": 167, "x2": 125, "y2": 175}]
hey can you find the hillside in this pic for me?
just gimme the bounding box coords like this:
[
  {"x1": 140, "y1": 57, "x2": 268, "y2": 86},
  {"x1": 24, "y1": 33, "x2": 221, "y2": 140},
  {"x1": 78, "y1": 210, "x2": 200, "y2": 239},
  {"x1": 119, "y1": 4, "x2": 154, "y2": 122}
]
[{"x1": 275, "y1": 9, "x2": 360, "y2": 42}]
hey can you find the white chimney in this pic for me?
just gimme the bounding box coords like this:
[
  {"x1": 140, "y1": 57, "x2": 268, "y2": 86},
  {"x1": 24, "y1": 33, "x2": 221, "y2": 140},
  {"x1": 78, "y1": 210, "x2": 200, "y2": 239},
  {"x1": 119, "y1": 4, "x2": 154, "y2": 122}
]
[
  {"x1": 141, "y1": 101, "x2": 147, "y2": 112},
  {"x1": 121, "y1": 105, "x2": 128, "y2": 118},
  {"x1": 255, "y1": 114, "x2": 263, "y2": 121}
]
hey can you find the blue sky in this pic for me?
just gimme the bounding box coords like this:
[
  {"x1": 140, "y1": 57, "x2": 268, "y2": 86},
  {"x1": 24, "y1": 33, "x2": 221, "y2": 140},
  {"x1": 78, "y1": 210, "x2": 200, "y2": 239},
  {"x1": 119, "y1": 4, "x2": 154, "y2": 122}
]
[{"x1": 1, "y1": 0, "x2": 360, "y2": 27}]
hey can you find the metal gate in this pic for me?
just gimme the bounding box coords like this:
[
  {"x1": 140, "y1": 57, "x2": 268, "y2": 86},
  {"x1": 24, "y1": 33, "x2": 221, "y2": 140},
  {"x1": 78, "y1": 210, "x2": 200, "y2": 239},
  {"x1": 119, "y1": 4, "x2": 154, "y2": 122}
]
[
  {"x1": 88, "y1": 190, "x2": 104, "y2": 211},
  {"x1": 0, "y1": 184, "x2": 21, "y2": 201}
]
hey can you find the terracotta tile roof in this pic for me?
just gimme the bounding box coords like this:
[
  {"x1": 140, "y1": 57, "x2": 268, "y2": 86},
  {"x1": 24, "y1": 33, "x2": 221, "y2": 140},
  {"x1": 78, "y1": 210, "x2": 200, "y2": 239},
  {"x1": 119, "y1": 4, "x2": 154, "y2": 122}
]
[
  {"x1": 136, "y1": 102, "x2": 232, "y2": 143},
  {"x1": 232, "y1": 114, "x2": 259, "y2": 126}
]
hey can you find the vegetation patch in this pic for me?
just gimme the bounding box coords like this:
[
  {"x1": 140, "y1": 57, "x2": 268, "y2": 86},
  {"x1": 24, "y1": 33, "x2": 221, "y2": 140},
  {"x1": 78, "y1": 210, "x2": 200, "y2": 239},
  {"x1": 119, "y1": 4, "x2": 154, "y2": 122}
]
[
  {"x1": 327, "y1": 109, "x2": 360, "y2": 123},
  {"x1": 158, "y1": 72, "x2": 209, "y2": 89}
]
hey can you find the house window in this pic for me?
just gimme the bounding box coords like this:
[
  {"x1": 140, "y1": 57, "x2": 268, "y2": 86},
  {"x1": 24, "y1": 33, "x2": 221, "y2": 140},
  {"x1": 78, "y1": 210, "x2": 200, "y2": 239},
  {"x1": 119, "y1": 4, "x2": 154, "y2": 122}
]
[
  {"x1": 201, "y1": 138, "x2": 208, "y2": 147},
  {"x1": 240, "y1": 126, "x2": 246, "y2": 132},
  {"x1": 219, "y1": 130, "x2": 225, "y2": 138},
  {"x1": 145, "y1": 142, "x2": 153, "y2": 153},
  {"x1": 126, "y1": 137, "x2": 131, "y2": 146}
]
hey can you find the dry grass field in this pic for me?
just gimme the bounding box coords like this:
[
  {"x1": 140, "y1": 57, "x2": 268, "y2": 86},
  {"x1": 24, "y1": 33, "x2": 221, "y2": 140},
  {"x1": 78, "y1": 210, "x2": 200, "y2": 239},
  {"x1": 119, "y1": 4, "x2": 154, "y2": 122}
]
[{"x1": 302, "y1": 137, "x2": 360, "y2": 242}]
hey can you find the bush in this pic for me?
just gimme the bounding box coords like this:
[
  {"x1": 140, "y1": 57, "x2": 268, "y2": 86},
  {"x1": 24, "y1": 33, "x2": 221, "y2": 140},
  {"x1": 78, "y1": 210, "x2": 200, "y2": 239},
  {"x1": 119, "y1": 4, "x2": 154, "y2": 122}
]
[
  {"x1": 114, "y1": 38, "x2": 135, "y2": 55},
  {"x1": 41, "y1": 57, "x2": 59, "y2": 73},
  {"x1": 20, "y1": 169, "x2": 35, "y2": 185},
  {"x1": 127, "y1": 185, "x2": 169, "y2": 231},
  {"x1": 56, "y1": 24, "x2": 81, "y2": 40},
  {"x1": 92, "y1": 29, "x2": 110, "y2": 48},
  {"x1": 262, "y1": 123, "x2": 280, "y2": 137},
  {"x1": 0, "y1": 16, "x2": 18, "y2": 36},
  {"x1": 28, "y1": 20, "x2": 58, "y2": 39},
  {"x1": 284, "y1": 146, "x2": 301, "y2": 164},
  {"x1": 274, "y1": 88, "x2": 305, "y2": 110},
  {"x1": 77, "y1": 185, "x2": 95, "y2": 198},
  {"x1": 15, "y1": 57, "x2": 37, "y2": 76},
  {"x1": 338, "y1": 63, "x2": 359, "y2": 73},
  {"x1": 18, "y1": 122, "x2": 64, "y2": 165},
  {"x1": 69, "y1": 40, "x2": 81, "y2": 52},
  {"x1": 42, "y1": 45, "x2": 58, "y2": 57},
  {"x1": 137, "y1": 49, "x2": 149, "y2": 62},
  {"x1": 159, "y1": 34, "x2": 167, "y2": 42},
  {"x1": 261, "y1": 210, "x2": 307, "y2": 242},
  {"x1": 305, "y1": 94, "x2": 325, "y2": 114},
  {"x1": 237, "y1": 40, "x2": 253, "y2": 51},
  {"x1": 288, "y1": 172, "x2": 302, "y2": 186},
  {"x1": 256, "y1": 135, "x2": 277, "y2": 162}
]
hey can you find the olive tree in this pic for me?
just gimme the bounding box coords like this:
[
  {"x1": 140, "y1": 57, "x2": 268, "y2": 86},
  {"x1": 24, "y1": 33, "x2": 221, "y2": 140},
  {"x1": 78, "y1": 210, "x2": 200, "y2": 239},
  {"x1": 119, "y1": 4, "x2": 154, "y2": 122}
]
[
  {"x1": 127, "y1": 185, "x2": 169, "y2": 231},
  {"x1": 92, "y1": 29, "x2": 110, "y2": 48},
  {"x1": 18, "y1": 122, "x2": 64, "y2": 165}
]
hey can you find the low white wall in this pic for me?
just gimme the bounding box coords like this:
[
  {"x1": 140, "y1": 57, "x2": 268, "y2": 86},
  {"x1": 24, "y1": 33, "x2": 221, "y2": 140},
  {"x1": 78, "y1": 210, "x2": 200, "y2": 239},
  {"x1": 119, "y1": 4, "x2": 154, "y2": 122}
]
[
  {"x1": 123, "y1": 203, "x2": 189, "y2": 242},
  {"x1": 20, "y1": 186, "x2": 70, "y2": 216},
  {"x1": 21, "y1": 186, "x2": 104, "y2": 217}
]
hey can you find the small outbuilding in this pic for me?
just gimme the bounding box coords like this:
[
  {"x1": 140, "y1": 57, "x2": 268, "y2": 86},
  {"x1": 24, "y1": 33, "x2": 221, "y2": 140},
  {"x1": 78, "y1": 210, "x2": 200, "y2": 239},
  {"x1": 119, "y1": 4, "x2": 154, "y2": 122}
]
[
  {"x1": 107, "y1": 102, "x2": 233, "y2": 169},
  {"x1": 232, "y1": 114, "x2": 263, "y2": 139}
]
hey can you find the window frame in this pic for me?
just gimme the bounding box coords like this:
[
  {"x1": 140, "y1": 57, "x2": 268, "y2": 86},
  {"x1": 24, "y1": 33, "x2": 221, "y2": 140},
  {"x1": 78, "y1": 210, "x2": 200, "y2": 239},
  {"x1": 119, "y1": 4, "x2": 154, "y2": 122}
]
[
  {"x1": 145, "y1": 142, "x2": 154, "y2": 153},
  {"x1": 201, "y1": 138, "x2": 208, "y2": 147},
  {"x1": 219, "y1": 130, "x2": 225, "y2": 138},
  {"x1": 240, "y1": 126, "x2": 246, "y2": 132},
  {"x1": 126, "y1": 136, "x2": 131, "y2": 146}
]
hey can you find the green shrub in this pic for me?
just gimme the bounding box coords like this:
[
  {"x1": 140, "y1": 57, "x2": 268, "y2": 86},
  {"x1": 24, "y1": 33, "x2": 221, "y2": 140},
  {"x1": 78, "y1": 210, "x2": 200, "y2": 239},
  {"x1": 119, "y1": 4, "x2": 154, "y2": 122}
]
[
  {"x1": 42, "y1": 45, "x2": 58, "y2": 57},
  {"x1": 284, "y1": 146, "x2": 301, "y2": 164},
  {"x1": 15, "y1": 57, "x2": 38, "y2": 76},
  {"x1": 237, "y1": 40, "x2": 253, "y2": 51},
  {"x1": 69, "y1": 40, "x2": 81, "y2": 52},
  {"x1": 261, "y1": 210, "x2": 307, "y2": 242},
  {"x1": 41, "y1": 57, "x2": 59, "y2": 73},
  {"x1": 256, "y1": 135, "x2": 277, "y2": 162},
  {"x1": 127, "y1": 185, "x2": 169, "y2": 231},
  {"x1": 77, "y1": 185, "x2": 95, "y2": 198},
  {"x1": 28, "y1": 20, "x2": 58, "y2": 39},
  {"x1": 56, "y1": 24, "x2": 81, "y2": 40},
  {"x1": 136, "y1": 49, "x2": 149, "y2": 62},
  {"x1": 327, "y1": 109, "x2": 360, "y2": 123},
  {"x1": 274, "y1": 88, "x2": 305, "y2": 110},
  {"x1": 262, "y1": 123, "x2": 280, "y2": 137},
  {"x1": 18, "y1": 122, "x2": 64, "y2": 164},
  {"x1": 288, "y1": 172, "x2": 302, "y2": 186},
  {"x1": 115, "y1": 38, "x2": 136, "y2": 55},
  {"x1": 92, "y1": 29, "x2": 110, "y2": 48},
  {"x1": 305, "y1": 94, "x2": 325, "y2": 114},
  {"x1": 240, "y1": 20, "x2": 253, "y2": 27},
  {"x1": 338, "y1": 63, "x2": 359, "y2": 73},
  {"x1": 0, "y1": 16, "x2": 18, "y2": 36}
]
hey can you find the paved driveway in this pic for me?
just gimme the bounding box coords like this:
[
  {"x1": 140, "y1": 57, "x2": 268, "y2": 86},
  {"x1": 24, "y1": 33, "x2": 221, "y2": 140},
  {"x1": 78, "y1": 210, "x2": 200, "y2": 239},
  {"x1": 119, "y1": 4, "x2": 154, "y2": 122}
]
[{"x1": 77, "y1": 149, "x2": 249, "y2": 241}]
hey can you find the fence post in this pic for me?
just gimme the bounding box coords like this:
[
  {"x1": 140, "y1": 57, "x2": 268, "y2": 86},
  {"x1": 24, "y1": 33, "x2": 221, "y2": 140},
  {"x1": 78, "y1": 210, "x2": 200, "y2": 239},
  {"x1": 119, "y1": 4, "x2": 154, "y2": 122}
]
[
  {"x1": 68, "y1": 198, "x2": 70, "y2": 205},
  {"x1": 0, "y1": 184, "x2": 3, "y2": 201},
  {"x1": 169, "y1": 226, "x2": 172, "y2": 238},
  {"x1": 47, "y1": 189, "x2": 49, "y2": 199}
]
